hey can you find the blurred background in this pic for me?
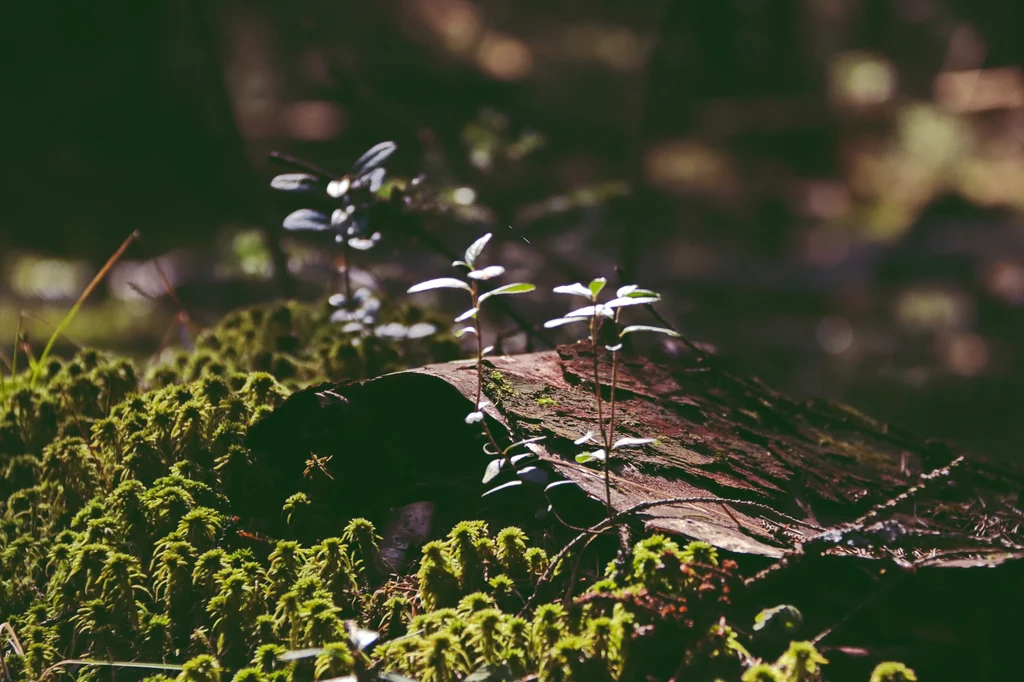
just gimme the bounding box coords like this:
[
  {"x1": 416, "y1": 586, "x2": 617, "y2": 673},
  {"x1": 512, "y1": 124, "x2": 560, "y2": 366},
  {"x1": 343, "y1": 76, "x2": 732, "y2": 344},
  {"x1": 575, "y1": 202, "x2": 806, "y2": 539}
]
[{"x1": 2, "y1": 0, "x2": 1023, "y2": 460}]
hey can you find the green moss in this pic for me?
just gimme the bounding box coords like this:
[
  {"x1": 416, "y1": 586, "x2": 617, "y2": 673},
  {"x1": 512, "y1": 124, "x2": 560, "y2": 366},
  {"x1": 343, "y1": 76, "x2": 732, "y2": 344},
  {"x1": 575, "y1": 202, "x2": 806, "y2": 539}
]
[{"x1": 535, "y1": 397, "x2": 558, "y2": 407}]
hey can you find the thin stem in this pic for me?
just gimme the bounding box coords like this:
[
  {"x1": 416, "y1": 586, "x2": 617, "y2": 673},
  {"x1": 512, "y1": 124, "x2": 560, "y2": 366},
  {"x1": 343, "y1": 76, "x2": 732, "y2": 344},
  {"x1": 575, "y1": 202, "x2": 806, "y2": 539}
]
[
  {"x1": 471, "y1": 281, "x2": 506, "y2": 462},
  {"x1": 605, "y1": 310, "x2": 622, "y2": 522},
  {"x1": 590, "y1": 309, "x2": 611, "y2": 519},
  {"x1": 341, "y1": 238, "x2": 352, "y2": 306}
]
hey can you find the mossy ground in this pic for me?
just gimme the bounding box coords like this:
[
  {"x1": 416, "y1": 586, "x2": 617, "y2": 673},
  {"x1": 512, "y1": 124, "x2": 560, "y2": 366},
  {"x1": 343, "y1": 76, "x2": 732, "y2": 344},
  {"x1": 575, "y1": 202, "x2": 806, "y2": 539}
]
[{"x1": 0, "y1": 299, "x2": 911, "y2": 682}]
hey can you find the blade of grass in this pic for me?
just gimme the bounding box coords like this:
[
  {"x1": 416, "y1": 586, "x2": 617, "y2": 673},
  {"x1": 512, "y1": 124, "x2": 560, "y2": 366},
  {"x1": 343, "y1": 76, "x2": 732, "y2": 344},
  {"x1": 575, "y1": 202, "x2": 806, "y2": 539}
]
[{"x1": 30, "y1": 230, "x2": 139, "y2": 388}]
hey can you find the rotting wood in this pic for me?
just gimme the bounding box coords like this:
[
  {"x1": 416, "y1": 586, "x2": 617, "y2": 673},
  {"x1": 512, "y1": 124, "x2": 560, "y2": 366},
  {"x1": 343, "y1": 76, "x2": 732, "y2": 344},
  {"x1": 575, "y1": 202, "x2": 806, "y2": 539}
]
[{"x1": 247, "y1": 342, "x2": 1024, "y2": 568}]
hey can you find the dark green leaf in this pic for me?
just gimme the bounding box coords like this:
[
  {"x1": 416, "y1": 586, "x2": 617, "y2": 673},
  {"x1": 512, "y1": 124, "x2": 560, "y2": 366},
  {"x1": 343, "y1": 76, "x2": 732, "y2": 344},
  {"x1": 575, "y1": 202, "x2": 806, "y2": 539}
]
[{"x1": 478, "y1": 282, "x2": 535, "y2": 302}]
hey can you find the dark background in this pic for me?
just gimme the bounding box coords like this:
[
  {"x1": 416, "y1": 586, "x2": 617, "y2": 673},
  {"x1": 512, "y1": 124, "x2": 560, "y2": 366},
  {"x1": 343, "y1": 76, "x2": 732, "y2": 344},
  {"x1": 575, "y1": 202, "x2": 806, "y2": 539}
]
[{"x1": 2, "y1": 0, "x2": 1023, "y2": 460}]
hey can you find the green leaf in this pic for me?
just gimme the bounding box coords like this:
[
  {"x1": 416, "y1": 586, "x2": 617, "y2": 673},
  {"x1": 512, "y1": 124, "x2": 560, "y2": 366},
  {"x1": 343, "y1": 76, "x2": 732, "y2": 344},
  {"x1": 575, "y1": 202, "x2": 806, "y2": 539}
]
[
  {"x1": 543, "y1": 316, "x2": 588, "y2": 329},
  {"x1": 467, "y1": 265, "x2": 505, "y2": 280},
  {"x1": 454, "y1": 326, "x2": 476, "y2": 338},
  {"x1": 478, "y1": 282, "x2": 535, "y2": 302},
  {"x1": 482, "y1": 459, "x2": 504, "y2": 484},
  {"x1": 455, "y1": 307, "x2": 479, "y2": 322},
  {"x1": 465, "y1": 233, "x2": 492, "y2": 266},
  {"x1": 612, "y1": 437, "x2": 655, "y2": 450},
  {"x1": 575, "y1": 449, "x2": 606, "y2": 463},
  {"x1": 588, "y1": 277, "x2": 607, "y2": 297},
  {"x1": 408, "y1": 277, "x2": 472, "y2": 293},
  {"x1": 616, "y1": 285, "x2": 660, "y2": 298},
  {"x1": 620, "y1": 325, "x2": 680, "y2": 337},
  {"x1": 552, "y1": 283, "x2": 594, "y2": 299}
]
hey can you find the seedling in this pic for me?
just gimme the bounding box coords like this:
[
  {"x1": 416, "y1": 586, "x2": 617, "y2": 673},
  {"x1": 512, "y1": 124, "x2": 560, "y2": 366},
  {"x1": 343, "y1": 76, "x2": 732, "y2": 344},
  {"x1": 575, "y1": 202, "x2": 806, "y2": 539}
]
[
  {"x1": 271, "y1": 141, "x2": 396, "y2": 310},
  {"x1": 544, "y1": 279, "x2": 679, "y2": 518},
  {"x1": 407, "y1": 233, "x2": 542, "y2": 493}
]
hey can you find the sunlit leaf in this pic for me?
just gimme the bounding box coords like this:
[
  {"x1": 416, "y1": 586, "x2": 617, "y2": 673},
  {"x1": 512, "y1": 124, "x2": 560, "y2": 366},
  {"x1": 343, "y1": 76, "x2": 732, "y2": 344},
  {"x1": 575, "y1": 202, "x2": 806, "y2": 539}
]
[
  {"x1": 327, "y1": 177, "x2": 351, "y2": 198},
  {"x1": 454, "y1": 326, "x2": 477, "y2": 338},
  {"x1": 482, "y1": 458, "x2": 504, "y2": 484},
  {"x1": 509, "y1": 453, "x2": 537, "y2": 468},
  {"x1": 349, "y1": 626, "x2": 380, "y2": 651},
  {"x1": 543, "y1": 317, "x2": 588, "y2": 329},
  {"x1": 408, "y1": 278, "x2": 472, "y2": 294},
  {"x1": 270, "y1": 173, "x2": 323, "y2": 193},
  {"x1": 575, "y1": 449, "x2": 606, "y2": 463},
  {"x1": 517, "y1": 466, "x2": 548, "y2": 485},
  {"x1": 612, "y1": 437, "x2": 655, "y2": 450},
  {"x1": 478, "y1": 282, "x2": 535, "y2": 302},
  {"x1": 620, "y1": 325, "x2": 680, "y2": 337},
  {"x1": 466, "y1": 411, "x2": 484, "y2": 424},
  {"x1": 565, "y1": 304, "x2": 613, "y2": 319},
  {"x1": 367, "y1": 167, "x2": 387, "y2": 193},
  {"x1": 604, "y1": 296, "x2": 660, "y2": 309},
  {"x1": 617, "y1": 286, "x2": 659, "y2": 298},
  {"x1": 552, "y1": 283, "x2": 593, "y2": 299},
  {"x1": 465, "y1": 233, "x2": 492, "y2": 266},
  {"x1": 352, "y1": 140, "x2": 397, "y2": 175},
  {"x1": 481, "y1": 345, "x2": 494, "y2": 356},
  {"x1": 544, "y1": 479, "x2": 579, "y2": 494},
  {"x1": 283, "y1": 209, "x2": 330, "y2": 231},
  {"x1": 482, "y1": 480, "x2": 523, "y2": 497},
  {"x1": 375, "y1": 323, "x2": 409, "y2": 339},
  {"x1": 467, "y1": 265, "x2": 506, "y2": 280},
  {"x1": 588, "y1": 278, "x2": 607, "y2": 297},
  {"x1": 503, "y1": 436, "x2": 546, "y2": 454},
  {"x1": 348, "y1": 233, "x2": 381, "y2": 251},
  {"x1": 279, "y1": 648, "x2": 325, "y2": 661},
  {"x1": 574, "y1": 431, "x2": 596, "y2": 445},
  {"x1": 606, "y1": 343, "x2": 623, "y2": 352},
  {"x1": 452, "y1": 260, "x2": 470, "y2": 268}
]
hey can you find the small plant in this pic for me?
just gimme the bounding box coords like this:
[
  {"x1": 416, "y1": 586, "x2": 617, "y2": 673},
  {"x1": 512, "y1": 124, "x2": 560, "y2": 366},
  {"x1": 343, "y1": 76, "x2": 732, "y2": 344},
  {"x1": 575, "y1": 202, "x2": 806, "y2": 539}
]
[
  {"x1": 270, "y1": 141, "x2": 396, "y2": 315},
  {"x1": 407, "y1": 232, "x2": 539, "y2": 490},
  {"x1": 544, "y1": 279, "x2": 679, "y2": 517}
]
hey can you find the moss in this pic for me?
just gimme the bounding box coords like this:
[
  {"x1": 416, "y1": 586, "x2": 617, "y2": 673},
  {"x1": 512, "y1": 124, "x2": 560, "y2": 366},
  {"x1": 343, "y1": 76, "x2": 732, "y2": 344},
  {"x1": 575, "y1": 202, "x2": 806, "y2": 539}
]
[{"x1": 535, "y1": 397, "x2": 558, "y2": 407}]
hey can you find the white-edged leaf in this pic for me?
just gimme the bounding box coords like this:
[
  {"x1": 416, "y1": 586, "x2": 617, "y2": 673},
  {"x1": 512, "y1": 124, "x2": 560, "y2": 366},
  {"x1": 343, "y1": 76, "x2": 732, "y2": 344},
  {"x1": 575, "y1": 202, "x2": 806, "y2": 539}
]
[
  {"x1": 465, "y1": 411, "x2": 484, "y2": 424},
  {"x1": 482, "y1": 480, "x2": 523, "y2": 497},
  {"x1": 612, "y1": 437, "x2": 656, "y2": 450},
  {"x1": 352, "y1": 140, "x2": 397, "y2": 174},
  {"x1": 478, "y1": 282, "x2": 535, "y2": 302},
  {"x1": 408, "y1": 277, "x2": 471, "y2": 294},
  {"x1": 543, "y1": 316, "x2": 588, "y2": 329},
  {"x1": 503, "y1": 436, "x2": 546, "y2": 454},
  {"x1": 517, "y1": 466, "x2": 548, "y2": 485},
  {"x1": 620, "y1": 325, "x2": 680, "y2": 337},
  {"x1": 574, "y1": 431, "x2": 596, "y2": 445},
  {"x1": 481, "y1": 345, "x2": 494, "y2": 356},
  {"x1": 467, "y1": 265, "x2": 505, "y2": 280},
  {"x1": 617, "y1": 286, "x2": 659, "y2": 298},
  {"x1": 509, "y1": 453, "x2": 537, "y2": 468},
  {"x1": 565, "y1": 304, "x2": 613, "y2": 319},
  {"x1": 464, "y1": 233, "x2": 492, "y2": 266},
  {"x1": 482, "y1": 459, "x2": 504, "y2": 484},
  {"x1": 544, "y1": 479, "x2": 579, "y2": 494},
  {"x1": 455, "y1": 307, "x2": 479, "y2": 322},
  {"x1": 452, "y1": 260, "x2": 469, "y2": 268},
  {"x1": 454, "y1": 326, "x2": 476, "y2": 337},
  {"x1": 604, "y1": 296, "x2": 660, "y2": 309},
  {"x1": 283, "y1": 209, "x2": 330, "y2": 231},
  {"x1": 483, "y1": 442, "x2": 500, "y2": 456},
  {"x1": 349, "y1": 233, "x2": 381, "y2": 251},
  {"x1": 552, "y1": 283, "x2": 593, "y2": 299},
  {"x1": 575, "y1": 449, "x2": 607, "y2": 463},
  {"x1": 606, "y1": 343, "x2": 623, "y2": 352},
  {"x1": 477, "y1": 399, "x2": 492, "y2": 409},
  {"x1": 270, "y1": 173, "x2": 323, "y2": 193},
  {"x1": 279, "y1": 648, "x2": 326, "y2": 661},
  {"x1": 588, "y1": 278, "x2": 607, "y2": 297}
]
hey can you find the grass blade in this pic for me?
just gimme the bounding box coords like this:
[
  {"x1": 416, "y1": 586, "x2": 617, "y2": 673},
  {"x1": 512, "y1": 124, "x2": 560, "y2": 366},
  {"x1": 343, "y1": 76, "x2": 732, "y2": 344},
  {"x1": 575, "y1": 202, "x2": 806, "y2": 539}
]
[{"x1": 30, "y1": 230, "x2": 139, "y2": 387}]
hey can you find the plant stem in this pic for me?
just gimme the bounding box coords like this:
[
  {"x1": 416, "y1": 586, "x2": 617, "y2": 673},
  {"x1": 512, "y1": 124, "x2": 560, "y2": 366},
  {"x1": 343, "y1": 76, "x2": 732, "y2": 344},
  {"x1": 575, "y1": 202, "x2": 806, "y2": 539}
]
[
  {"x1": 471, "y1": 282, "x2": 505, "y2": 462},
  {"x1": 605, "y1": 309, "x2": 623, "y2": 522},
  {"x1": 341, "y1": 238, "x2": 352, "y2": 306},
  {"x1": 590, "y1": 309, "x2": 611, "y2": 518}
]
